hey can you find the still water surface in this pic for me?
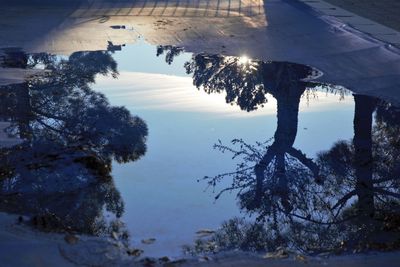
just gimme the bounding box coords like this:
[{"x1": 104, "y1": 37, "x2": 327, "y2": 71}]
[
  {"x1": 1, "y1": 41, "x2": 399, "y2": 258},
  {"x1": 99, "y1": 42, "x2": 354, "y2": 256}
]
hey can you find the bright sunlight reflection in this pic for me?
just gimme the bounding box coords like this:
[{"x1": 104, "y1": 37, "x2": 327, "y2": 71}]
[{"x1": 238, "y1": 55, "x2": 251, "y2": 65}]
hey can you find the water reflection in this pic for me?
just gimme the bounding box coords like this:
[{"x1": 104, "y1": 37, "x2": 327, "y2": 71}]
[
  {"x1": 0, "y1": 50, "x2": 148, "y2": 236},
  {"x1": 183, "y1": 54, "x2": 325, "y2": 211},
  {"x1": 163, "y1": 50, "x2": 400, "y2": 254}
]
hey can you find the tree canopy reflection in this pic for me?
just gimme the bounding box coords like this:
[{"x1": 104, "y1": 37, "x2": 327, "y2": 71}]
[{"x1": 0, "y1": 50, "x2": 148, "y2": 236}]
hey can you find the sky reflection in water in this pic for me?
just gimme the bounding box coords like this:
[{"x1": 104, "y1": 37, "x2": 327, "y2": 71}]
[{"x1": 1, "y1": 42, "x2": 399, "y2": 258}]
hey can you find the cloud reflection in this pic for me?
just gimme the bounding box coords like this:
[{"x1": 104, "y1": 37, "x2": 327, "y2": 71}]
[{"x1": 95, "y1": 72, "x2": 353, "y2": 117}]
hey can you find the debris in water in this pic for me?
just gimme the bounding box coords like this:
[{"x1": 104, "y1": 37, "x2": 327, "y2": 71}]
[
  {"x1": 159, "y1": 256, "x2": 171, "y2": 262},
  {"x1": 111, "y1": 231, "x2": 119, "y2": 240},
  {"x1": 195, "y1": 229, "x2": 215, "y2": 237},
  {"x1": 263, "y1": 247, "x2": 289, "y2": 259},
  {"x1": 198, "y1": 256, "x2": 212, "y2": 262},
  {"x1": 127, "y1": 248, "x2": 143, "y2": 257},
  {"x1": 141, "y1": 238, "x2": 156, "y2": 244},
  {"x1": 295, "y1": 254, "x2": 307, "y2": 263},
  {"x1": 141, "y1": 257, "x2": 157, "y2": 266},
  {"x1": 64, "y1": 234, "x2": 79, "y2": 245}
]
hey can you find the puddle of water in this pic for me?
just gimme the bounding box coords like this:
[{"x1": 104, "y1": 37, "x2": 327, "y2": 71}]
[
  {"x1": 0, "y1": 41, "x2": 399, "y2": 259},
  {"x1": 99, "y1": 43, "x2": 355, "y2": 257}
]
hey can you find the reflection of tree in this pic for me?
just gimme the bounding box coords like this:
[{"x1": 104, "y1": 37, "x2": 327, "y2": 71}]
[
  {"x1": 0, "y1": 167, "x2": 124, "y2": 236},
  {"x1": 0, "y1": 51, "x2": 148, "y2": 236},
  {"x1": 1, "y1": 51, "x2": 147, "y2": 162},
  {"x1": 185, "y1": 54, "x2": 326, "y2": 215},
  {"x1": 178, "y1": 52, "x2": 400, "y2": 254},
  {"x1": 318, "y1": 95, "x2": 377, "y2": 220},
  {"x1": 199, "y1": 94, "x2": 400, "y2": 254},
  {"x1": 319, "y1": 95, "x2": 400, "y2": 214},
  {"x1": 315, "y1": 95, "x2": 400, "y2": 249},
  {"x1": 156, "y1": 45, "x2": 184, "y2": 65},
  {"x1": 161, "y1": 53, "x2": 331, "y2": 253},
  {"x1": 184, "y1": 54, "x2": 266, "y2": 111}
]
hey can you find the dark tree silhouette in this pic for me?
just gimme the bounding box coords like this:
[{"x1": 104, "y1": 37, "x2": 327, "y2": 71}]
[
  {"x1": 315, "y1": 95, "x2": 400, "y2": 250},
  {"x1": 172, "y1": 51, "x2": 400, "y2": 254},
  {"x1": 206, "y1": 95, "x2": 400, "y2": 254},
  {"x1": 156, "y1": 45, "x2": 184, "y2": 65},
  {"x1": 0, "y1": 50, "x2": 148, "y2": 237},
  {"x1": 183, "y1": 53, "x2": 331, "y2": 214},
  {"x1": 187, "y1": 94, "x2": 400, "y2": 256},
  {"x1": 156, "y1": 47, "x2": 400, "y2": 254},
  {"x1": 0, "y1": 50, "x2": 147, "y2": 163}
]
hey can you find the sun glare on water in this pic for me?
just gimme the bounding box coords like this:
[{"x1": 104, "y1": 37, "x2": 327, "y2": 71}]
[{"x1": 238, "y1": 55, "x2": 251, "y2": 65}]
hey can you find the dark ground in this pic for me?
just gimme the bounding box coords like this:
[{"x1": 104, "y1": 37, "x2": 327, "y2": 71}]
[{"x1": 323, "y1": 0, "x2": 400, "y2": 31}]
